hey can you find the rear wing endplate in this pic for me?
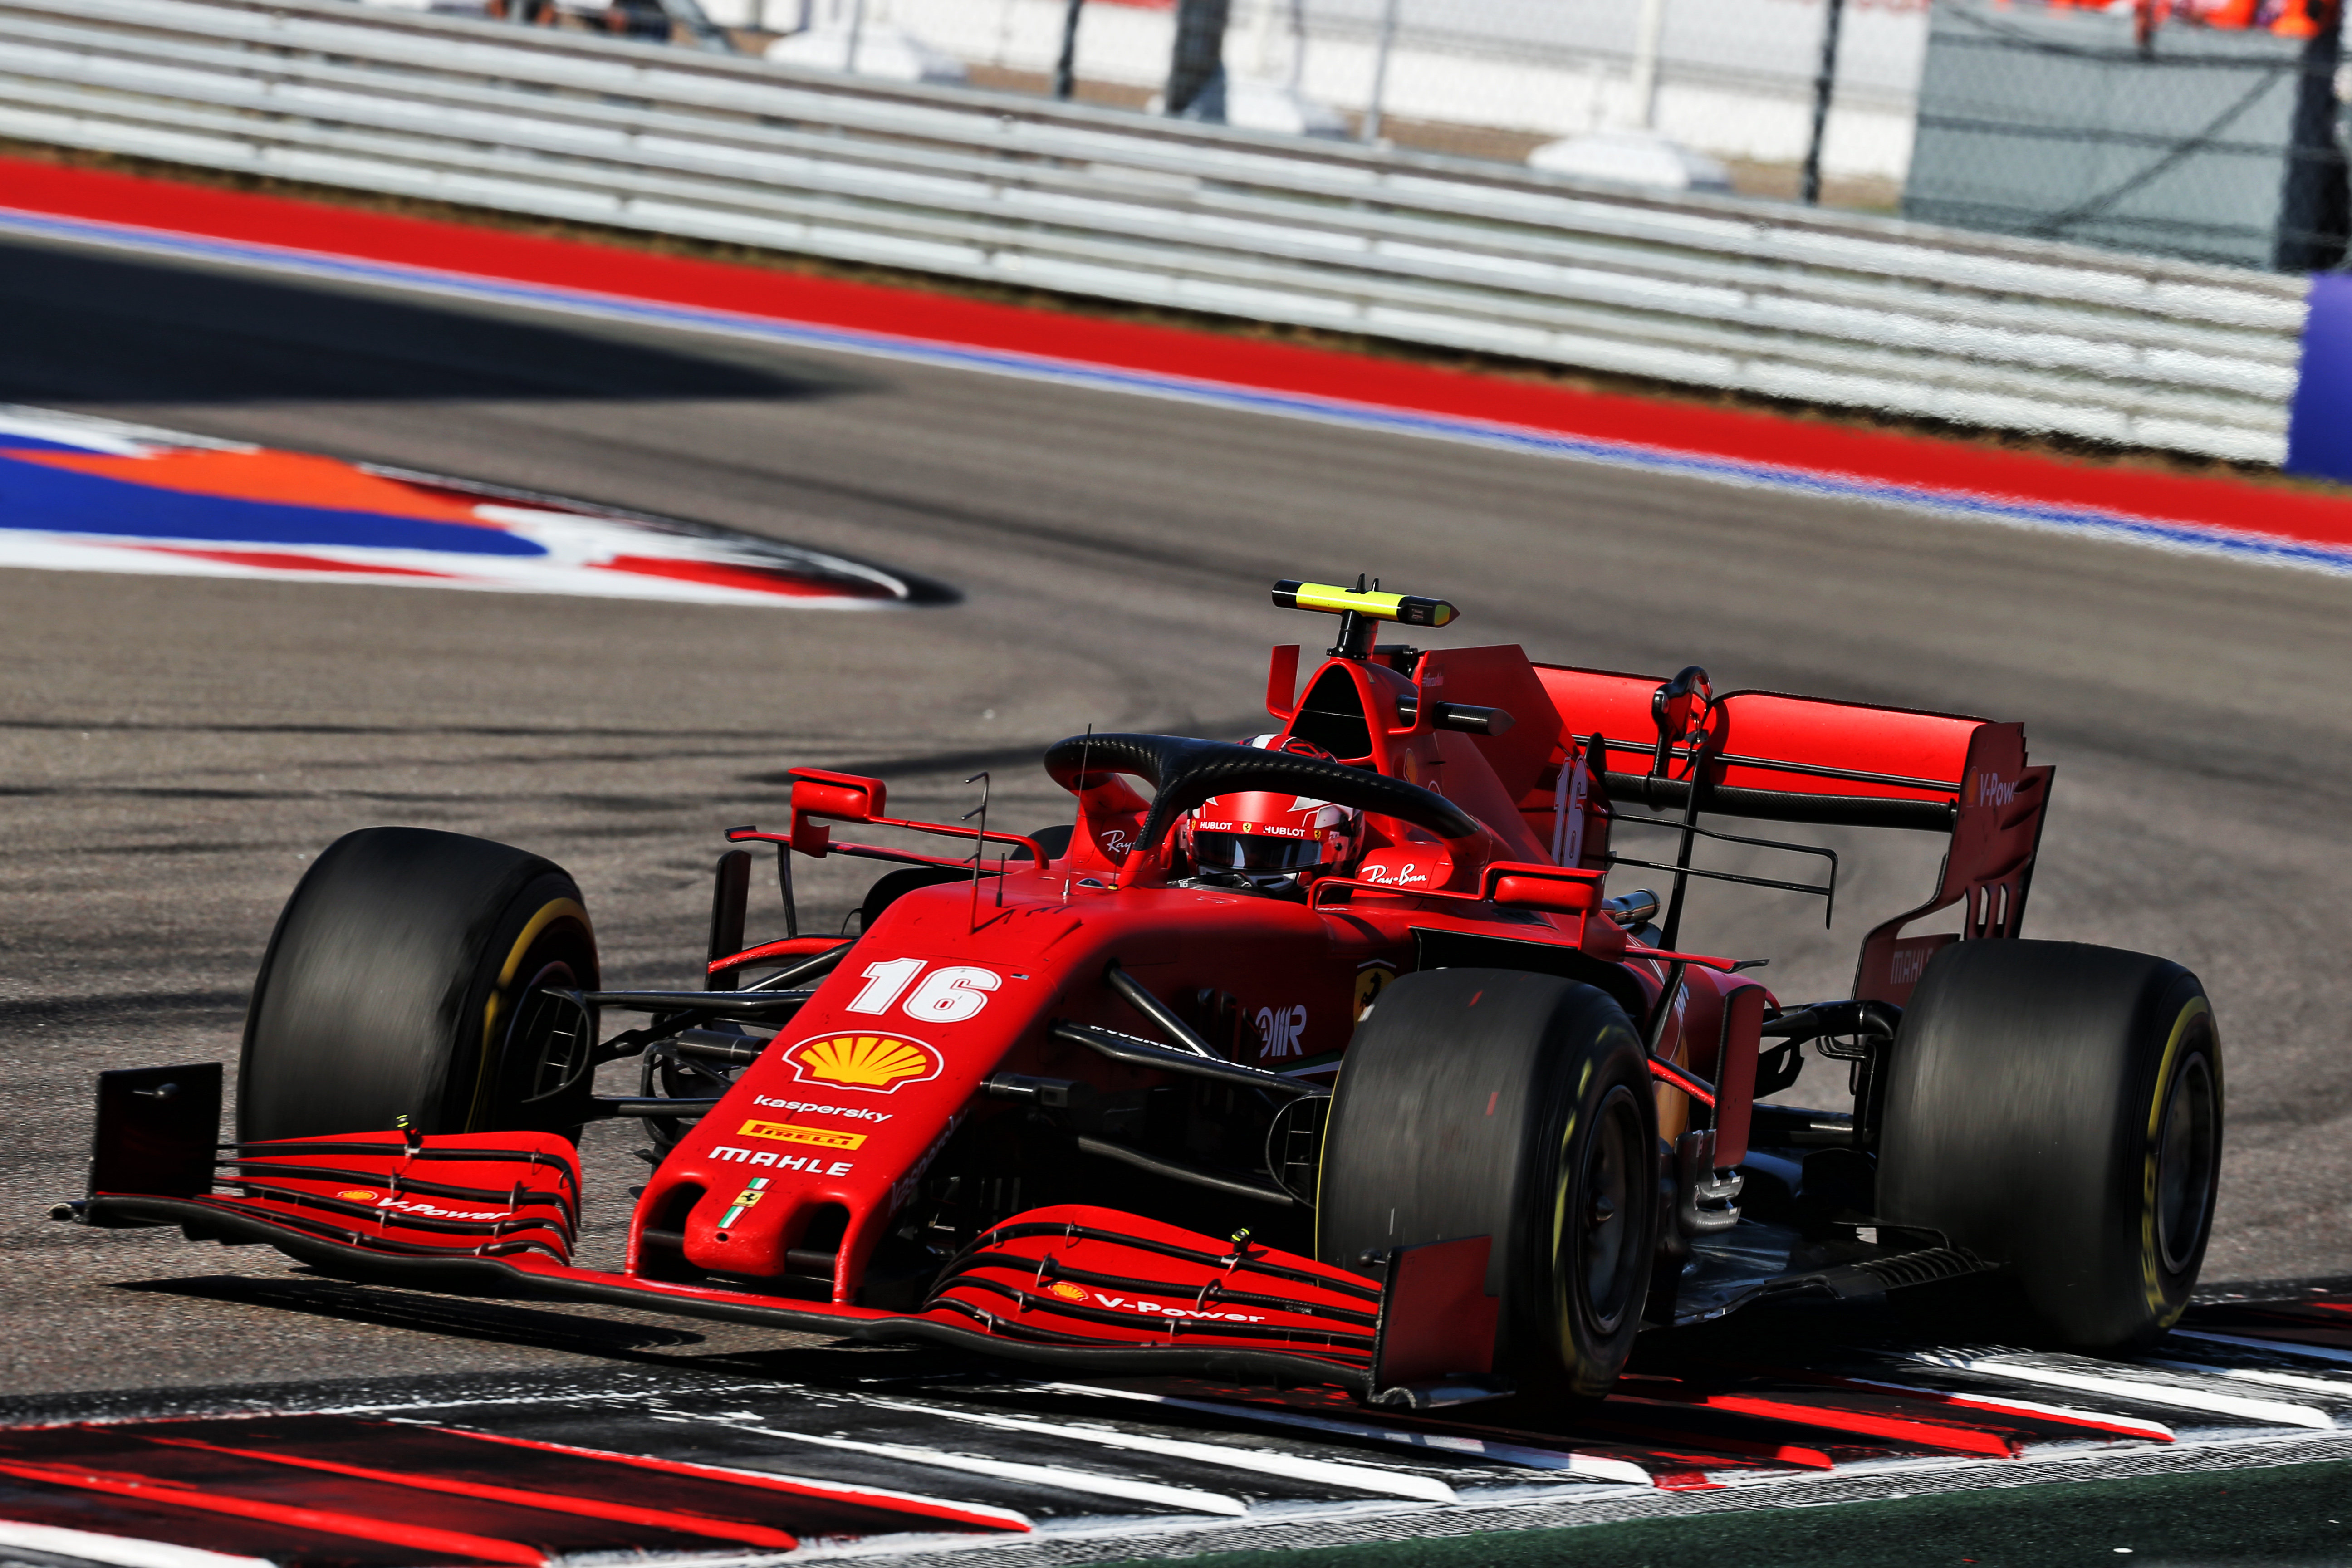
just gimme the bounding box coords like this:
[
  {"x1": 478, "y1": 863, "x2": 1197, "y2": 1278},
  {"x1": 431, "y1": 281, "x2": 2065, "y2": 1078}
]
[{"x1": 1528, "y1": 663, "x2": 2052, "y2": 1006}]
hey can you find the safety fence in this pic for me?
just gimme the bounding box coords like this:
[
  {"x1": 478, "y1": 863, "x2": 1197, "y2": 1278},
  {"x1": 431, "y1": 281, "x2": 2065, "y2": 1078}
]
[
  {"x1": 797, "y1": 0, "x2": 1924, "y2": 197},
  {"x1": 408, "y1": 0, "x2": 1930, "y2": 203},
  {"x1": 0, "y1": 0, "x2": 2313, "y2": 463},
  {"x1": 1906, "y1": 0, "x2": 2345, "y2": 274}
]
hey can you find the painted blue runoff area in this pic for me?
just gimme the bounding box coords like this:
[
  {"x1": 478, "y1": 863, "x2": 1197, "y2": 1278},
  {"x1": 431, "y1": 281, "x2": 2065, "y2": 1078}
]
[
  {"x1": 2286, "y1": 271, "x2": 2352, "y2": 483},
  {"x1": 0, "y1": 444, "x2": 549, "y2": 555}
]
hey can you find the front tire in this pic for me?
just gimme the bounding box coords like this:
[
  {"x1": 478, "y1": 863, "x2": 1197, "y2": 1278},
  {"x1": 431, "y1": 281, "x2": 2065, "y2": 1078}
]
[
  {"x1": 1317, "y1": 969, "x2": 1657, "y2": 1395},
  {"x1": 239, "y1": 827, "x2": 599, "y2": 1142},
  {"x1": 1877, "y1": 939, "x2": 2222, "y2": 1348}
]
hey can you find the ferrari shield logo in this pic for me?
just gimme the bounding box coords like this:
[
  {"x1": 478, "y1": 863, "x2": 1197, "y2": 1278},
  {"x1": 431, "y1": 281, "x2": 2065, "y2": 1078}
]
[
  {"x1": 719, "y1": 1177, "x2": 769, "y2": 1228},
  {"x1": 787, "y1": 1032, "x2": 942, "y2": 1093}
]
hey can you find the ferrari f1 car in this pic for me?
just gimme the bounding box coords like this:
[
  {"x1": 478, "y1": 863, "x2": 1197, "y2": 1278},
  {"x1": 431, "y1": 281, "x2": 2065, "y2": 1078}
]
[{"x1": 69, "y1": 579, "x2": 2223, "y2": 1406}]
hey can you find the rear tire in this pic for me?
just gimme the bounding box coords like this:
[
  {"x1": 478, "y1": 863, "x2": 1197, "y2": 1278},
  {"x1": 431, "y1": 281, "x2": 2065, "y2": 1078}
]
[
  {"x1": 239, "y1": 827, "x2": 599, "y2": 1142},
  {"x1": 1317, "y1": 969, "x2": 1657, "y2": 1395},
  {"x1": 1877, "y1": 939, "x2": 2222, "y2": 1348}
]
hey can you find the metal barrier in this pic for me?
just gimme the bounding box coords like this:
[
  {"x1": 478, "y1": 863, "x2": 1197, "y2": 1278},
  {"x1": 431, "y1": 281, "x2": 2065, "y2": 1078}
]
[{"x1": 0, "y1": 0, "x2": 2311, "y2": 462}]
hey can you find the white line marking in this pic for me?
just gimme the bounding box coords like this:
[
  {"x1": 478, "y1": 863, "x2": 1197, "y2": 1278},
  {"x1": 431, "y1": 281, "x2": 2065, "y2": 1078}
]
[
  {"x1": 654, "y1": 1415, "x2": 1245, "y2": 1516},
  {"x1": 848, "y1": 1396, "x2": 1459, "y2": 1503},
  {"x1": 776, "y1": 1499, "x2": 1432, "y2": 1564},
  {"x1": 0, "y1": 406, "x2": 250, "y2": 456},
  {"x1": 374, "y1": 1416, "x2": 1034, "y2": 1529},
  {"x1": 0, "y1": 1520, "x2": 276, "y2": 1568},
  {"x1": 2142, "y1": 1359, "x2": 2352, "y2": 1400},
  {"x1": 1908, "y1": 1354, "x2": 2336, "y2": 1430},
  {"x1": 1034, "y1": 1382, "x2": 1651, "y2": 1487},
  {"x1": 1823, "y1": 1375, "x2": 2175, "y2": 1441},
  {"x1": 0, "y1": 405, "x2": 918, "y2": 609},
  {"x1": 2169, "y1": 1329, "x2": 2352, "y2": 1369}
]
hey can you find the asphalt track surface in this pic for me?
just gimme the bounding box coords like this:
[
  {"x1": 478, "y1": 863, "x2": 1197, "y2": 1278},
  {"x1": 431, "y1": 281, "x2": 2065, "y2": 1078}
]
[{"x1": 3, "y1": 220, "x2": 2352, "y2": 1561}]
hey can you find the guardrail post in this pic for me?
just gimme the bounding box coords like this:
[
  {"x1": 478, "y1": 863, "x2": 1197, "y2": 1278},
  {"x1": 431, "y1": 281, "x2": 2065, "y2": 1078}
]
[
  {"x1": 2275, "y1": 14, "x2": 2348, "y2": 271},
  {"x1": 1800, "y1": 0, "x2": 1847, "y2": 205},
  {"x1": 1362, "y1": 0, "x2": 1401, "y2": 142},
  {"x1": 1054, "y1": 0, "x2": 1088, "y2": 99},
  {"x1": 1631, "y1": 0, "x2": 1666, "y2": 129},
  {"x1": 1166, "y1": 0, "x2": 1234, "y2": 118}
]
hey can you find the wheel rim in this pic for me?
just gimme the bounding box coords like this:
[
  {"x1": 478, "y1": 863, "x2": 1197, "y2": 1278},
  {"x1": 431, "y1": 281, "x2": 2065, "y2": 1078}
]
[
  {"x1": 1573, "y1": 1085, "x2": 1646, "y2": 1338},
  {"x1": 2154, "y1": 1049, "x2": 2218, "y2": 1277},
  {"x1": 504, "y1": 960, "x2": 592, "y2": 1108}
]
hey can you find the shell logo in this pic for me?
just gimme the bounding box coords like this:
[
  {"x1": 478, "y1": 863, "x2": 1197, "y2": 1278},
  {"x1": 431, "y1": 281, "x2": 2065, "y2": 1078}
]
[
  {"x1": 1044, "y1": 1281, "x2": 1089, "y2": 1303},
  {"x1": 787, "y1": 1032, "x2": 941, "y2": 1094},
  {"x1": 336, "y1": 1189, "x2": 379, "y2": 1202}
]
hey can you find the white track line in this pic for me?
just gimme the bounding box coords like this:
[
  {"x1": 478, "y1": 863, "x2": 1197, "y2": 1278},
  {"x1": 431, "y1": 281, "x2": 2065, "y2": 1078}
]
[
  {"x1": 0, "y1": 1521, "x2": 275, "y2": 1568},
  {"x1": 2169, "y1": 1329, "x2": 2352, "y2": 1369},
  {"x1": 1034, "y1": 1382, "x2": 1652, "y2": 1487},
  {"x1": 1907, "y1": 1354, "x2": 2335, "y2": 1430},
  {"x1": 1823, "y1": 1375, "x2": 2175, "y2": 1441},
  {"x1": 2142, "y1": 1359, "x2": 2352, "y2": 1401},
  {"x1": 379, "y1": 1416, "x2": 1034, "y2": 1529},
  {"x1": 846, "y1": 1396, "x2": 1460, "y2": 1504},
  {"x1": 13, "y1": 208, "x2": 2345, "y2": 586},
  {"x1": 654, "y1": 1415, "x2": 1243, "y2": 1517}
]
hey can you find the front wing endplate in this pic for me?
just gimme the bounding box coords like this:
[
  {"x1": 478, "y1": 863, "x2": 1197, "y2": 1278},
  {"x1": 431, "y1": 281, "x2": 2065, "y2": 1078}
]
[{"x1": 86, "y1": 1129, "x2": 1495, "y2": 1402}]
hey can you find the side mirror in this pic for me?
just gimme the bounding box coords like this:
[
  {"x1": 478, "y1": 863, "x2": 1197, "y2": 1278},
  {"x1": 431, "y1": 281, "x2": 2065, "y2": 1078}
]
[
  {"x1": 1487, "y1": 865, "x2": 1602, "y2": 915},
  {"x1": 789, "y1": 769, "x2": 885, "y2": 823},
  {"x1": 787, "y1": 769, "x2": 887, "y2": 858}
]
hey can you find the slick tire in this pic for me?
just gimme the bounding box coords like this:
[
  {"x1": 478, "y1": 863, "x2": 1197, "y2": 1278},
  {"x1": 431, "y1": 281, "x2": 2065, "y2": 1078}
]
[
  {"x1": 1877, "y1": 939, "x2": 2222, "y2": 1348},
  {"x1": 239, "y1": 826, "x2": 600, "y2": 1143},
  {"x1": 1318, "y1": 969, "x2": 1657, "y2": 1396}
]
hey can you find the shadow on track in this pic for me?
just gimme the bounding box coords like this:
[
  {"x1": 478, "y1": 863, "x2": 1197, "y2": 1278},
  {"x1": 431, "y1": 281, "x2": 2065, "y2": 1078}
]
[
  {"x1": 109, "y1": 1274, "x2": 980, "y2": 1383},
  {"x1": 0, "y1": 238, "x2": 867, "y2": 407},
  {"x1": 115, "y1": 1274, "x2": 713, "y2": 1355}
]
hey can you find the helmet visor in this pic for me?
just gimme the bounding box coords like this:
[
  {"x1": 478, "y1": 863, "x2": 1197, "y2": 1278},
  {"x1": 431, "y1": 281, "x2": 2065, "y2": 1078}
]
[{"x1": 1192, "y1": 832, "x2": 1334, "y2": 873}]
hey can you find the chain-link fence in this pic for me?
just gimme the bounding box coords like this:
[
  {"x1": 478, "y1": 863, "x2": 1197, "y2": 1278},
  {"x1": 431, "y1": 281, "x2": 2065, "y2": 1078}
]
[
  {"x1": 388, "y1": 0, "x2": 1921, "y2": 206},
  {"x1": 804, "y1": 0, "x2": 1929, "y2": 207},
  {"x1": 1906, "y1": 0, "x2": 2345, "y2": 270},
  {"x1": 349, "y1": 0, "x2": 2351, "y2": 270}
]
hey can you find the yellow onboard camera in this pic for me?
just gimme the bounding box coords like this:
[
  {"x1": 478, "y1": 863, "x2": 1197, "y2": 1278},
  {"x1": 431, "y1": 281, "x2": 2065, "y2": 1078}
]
[
  {"x1": 1271, "y1": 578, "x2": 1457, "y2": 629},
  {"x1": 1271, "y1": 576, "x2": 1457, "y2": 664}
]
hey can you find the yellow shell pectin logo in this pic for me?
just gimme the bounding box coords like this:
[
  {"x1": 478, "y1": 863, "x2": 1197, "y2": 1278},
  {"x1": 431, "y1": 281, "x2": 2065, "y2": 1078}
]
[
  {"x1": 786, "y1": 1032, "x2": 941, "y2": 1093},
  {"x1": 1044, "y1": 1280, "x2": 1089, "y2": 1303},
  {"x1": 336, "y1": 1189, "x2": 380, "y2": 1203}
]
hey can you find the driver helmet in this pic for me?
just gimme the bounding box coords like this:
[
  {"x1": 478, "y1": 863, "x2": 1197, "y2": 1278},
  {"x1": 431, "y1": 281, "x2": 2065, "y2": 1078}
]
[{"x1": 1181, "y1": 735, "x2": 1363, "y2": 883}]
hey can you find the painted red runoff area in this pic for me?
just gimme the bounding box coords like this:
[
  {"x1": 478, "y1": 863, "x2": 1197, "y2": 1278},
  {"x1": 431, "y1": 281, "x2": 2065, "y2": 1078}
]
[
  {"x1": 2216, "y1": 1303, "x2": 2352, "y2": 1338},
  {"x1": 0, "y1": 1416, "x2": 1025, "y2": 1566},
  {"x1": 141, "y1": 547, "x2": 459, "y2": 578},
  {"x1": 0, "y1": 1457, "x2": 548, "y2": 1565},
  {"x1": 0, "y1": 401, "x2": 925, "y2": 606},
  {"x1": 1750, "y1": 1368, "x2": 2178, "y2": 1441},
  {"x1": 5, "y1": 156, "x2": 2348, "y2": 555},
  {"x1": 124, "y1": 1435, "x2": 806, "y2": 1551},
  {"x1": 1667, "y1": 1394, "x2": 2022, "y2": 1457},
  {"x1": 439, "y1": 1424, "x2": 1032, "y2": 1531}
]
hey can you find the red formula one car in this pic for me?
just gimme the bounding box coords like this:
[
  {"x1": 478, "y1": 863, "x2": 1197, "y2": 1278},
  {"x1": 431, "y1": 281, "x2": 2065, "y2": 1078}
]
[{"x1": 69, "y1": 580, "x2": 2224, "y2": 1406}]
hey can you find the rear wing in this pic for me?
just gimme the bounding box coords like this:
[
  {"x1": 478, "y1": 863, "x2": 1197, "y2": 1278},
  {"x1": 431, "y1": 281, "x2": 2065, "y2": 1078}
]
[{"x1": 1517, "y1": 661, "x2": 2052, "y2": 1007}]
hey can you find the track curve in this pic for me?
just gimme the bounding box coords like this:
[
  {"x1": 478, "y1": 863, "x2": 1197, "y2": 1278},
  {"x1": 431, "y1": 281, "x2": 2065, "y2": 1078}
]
[{"x1": 0, "y1": 221, "x2": 2347, "y2": 1416}]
